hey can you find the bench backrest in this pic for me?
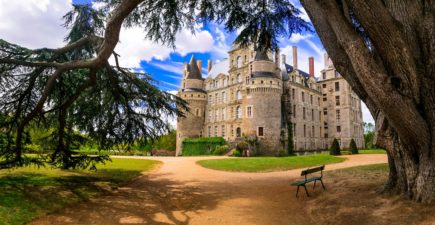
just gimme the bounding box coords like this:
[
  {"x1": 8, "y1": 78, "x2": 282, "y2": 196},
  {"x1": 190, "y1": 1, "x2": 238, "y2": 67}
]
[{"x1": 300, "y1": 165, "x2": 325, "y2": 177}]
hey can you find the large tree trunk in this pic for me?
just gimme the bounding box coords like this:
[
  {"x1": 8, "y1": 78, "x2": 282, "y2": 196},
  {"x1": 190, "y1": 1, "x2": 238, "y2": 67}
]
[{"x1": 301, "y1": 0, "x2": 434, "y2": 203}]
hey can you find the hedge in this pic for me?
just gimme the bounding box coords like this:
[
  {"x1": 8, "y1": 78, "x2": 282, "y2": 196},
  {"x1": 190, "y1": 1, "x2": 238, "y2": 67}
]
[{"x1": 182, "y1": 137, "x2": 226, "y2": 156}]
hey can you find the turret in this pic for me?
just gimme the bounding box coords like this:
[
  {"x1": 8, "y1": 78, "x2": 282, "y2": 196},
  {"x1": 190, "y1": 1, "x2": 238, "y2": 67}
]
[{"x1": 176, "y1": 55, "x2": 207, "y2": 156}]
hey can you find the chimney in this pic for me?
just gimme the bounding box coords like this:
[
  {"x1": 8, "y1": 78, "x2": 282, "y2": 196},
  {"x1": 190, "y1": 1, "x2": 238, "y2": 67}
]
[
  {"x1": 309, "y1": 57, "x2": 314, "y2": 78},
  {"x1": 275, "y1": 48, "x2": 280, "y2": 66},
  {"x1": 292, "y1": 46, "x2": 298, "y2": 69},
  {"x1": 281, "y1": 54, "x2": 286, "y2": 65},
  {"x1": 207, "y1": 59, "x2": 212, "y2": 73},
  {"x1": 197, "y1": 60, "x2": 202, "y2": 76}
]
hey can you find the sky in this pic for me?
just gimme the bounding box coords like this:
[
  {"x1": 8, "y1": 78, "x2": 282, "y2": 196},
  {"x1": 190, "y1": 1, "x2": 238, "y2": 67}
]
[{"x1": 0, "y1": 0, "x2": 374, "y2": 125}]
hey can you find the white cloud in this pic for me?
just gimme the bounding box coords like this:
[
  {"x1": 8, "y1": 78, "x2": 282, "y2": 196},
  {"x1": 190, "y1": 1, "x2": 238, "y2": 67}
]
[
  {"x1": 0, "y1": 0, "x2": 72, "y2": 49},
  {"x1": 111, "y1": 26, "x2": 214, "y2": 69},
  {"x1": 289, "y1": 33, "x2": 313, "y2": 43}
]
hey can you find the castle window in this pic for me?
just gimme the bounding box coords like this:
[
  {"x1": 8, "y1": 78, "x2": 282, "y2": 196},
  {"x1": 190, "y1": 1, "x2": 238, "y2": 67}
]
[
  {"x1": 270, "y1": 81, "x2": 272, "y2": 84},
  {"x1": 209, "y1": 95, "x2": 212, "y2": 104},
  {"x1": 236, "y1": 127, "x2": 241, "y2": 137},
  {"x1": 301, "y1": 92, "x2": 305, "y2": 102},
  {"x1": 236, "y1": 90, "x2": 242, "y2": 100},
  {"x1": 236, "y1": 106, "x2": 242, "y2": 119},
  {"x1": 304, "y1": 125, "x2": 306, "y2": 137},
  {"x1": 312, "y1": 126, "x2": 315, "y2": 138},
  {"x1": 323, "y1": 108, "x2": 327, "y2": 115},
  {"x1": 336, "y1": 109, "x2": 341, "y2": 122},
  {"x1": 335, "y1": 82, "x2": 340, "y2": 91},
  {"x1": 261, "y1": 80, "x2": 264, "y2": 84},
  {"x1": 247, "y1": 106, "x2": 253, "y2": 118},
  {"x1": 311, "y1": 109, "x2": 314, "y2": 120},
  {"x1": 310, "y1": 95, "x2": 313, "y2": 104},
  {"x1": 244, "y1": 55, "x2": 247, "y2": 63},
  {"x1": 335, "y1": 96, "x2": 340, "y2": 106},
  {"x1": 303, "y1": 107, "x2": 306, "y2": 120},
  {"x1": 222, "y1": 108, "x2": 226, "y2": 120},
  {"x1": 318, "y1": 97, "x2": 320, "y2": 106},
  {"x1": 209, "y1": 110, "x2": 212, "y2": 122},
  {"x1": 222, "y1": 91, "x2": 226, "y2": 102},
  {"x1": 324, "y1": 133, "x2": 328, "y2": 138},
  {"x1": 322, "y1": 72, "x2": 326, "y2": 80},
  {"x1": 222, "y1": 125, "x2": 225, "y2": 137},
  {"x1": 237, "y1": 74, "x2": 241, "y2": 83},
  {"x1": 337, "y1": 126, "x2": 341, "y2": 133},
  {"x1": 237, "y1": 56, "x2": 242, "y2": 68},
  {"x1": 292, "y1": 89, "x2": 295, "y2": 99},
  {"x1": 293, "y1": 105, "x2": 296, "y2": 118},
  {"x1": 258, "y1": 127, "x2": 264, "y2": 137},
  {"x1": 214, "y1": 126, "x2": 218, "y2": 137},
  {"x1": 196, "y1": 108, "x2": 200, "y2": 116},
  {"x1": 231, "y1": 125, "x2": 234, "y2": 136},
  {"x1": 215, "y1": 109, "x2": 219, "y2": 121},
  {"x1": 208, "y1": 126, "x2": 211, "y2": 137}
]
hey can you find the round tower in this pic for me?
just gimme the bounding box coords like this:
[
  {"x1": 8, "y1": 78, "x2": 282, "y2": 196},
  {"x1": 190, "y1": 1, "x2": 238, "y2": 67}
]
[
  {"x1": 244, "y1": 49, "x2": 283, "y2": 154},
  {"x1": 176, "y1": 55, "x2": 207, "y2": 156}
]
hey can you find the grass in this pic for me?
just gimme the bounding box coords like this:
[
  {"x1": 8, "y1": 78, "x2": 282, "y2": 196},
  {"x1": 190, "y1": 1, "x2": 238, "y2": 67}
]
[
  {"x1": 358, "y1": 149, "x2": 386, "y2": 154},
  {"x1": 333, "y1": 163, "x2": 389, "y2": 174},
  {"x1": 0, "y1": 158, "x2": 161, "y2": 225},
  {"x1": 197, "y1": 154, "x2": 346, "y2": 172}
]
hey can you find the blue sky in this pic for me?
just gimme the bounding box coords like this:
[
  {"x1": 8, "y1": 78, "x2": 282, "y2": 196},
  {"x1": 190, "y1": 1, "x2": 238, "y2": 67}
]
[{"x1": 0, "y1": 0, "x2": 374, "y2": 124}]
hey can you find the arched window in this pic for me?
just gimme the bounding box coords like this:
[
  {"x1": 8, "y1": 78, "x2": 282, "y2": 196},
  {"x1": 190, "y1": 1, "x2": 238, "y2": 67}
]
[
  {"x1": 236, "y1": 106, "x2": 242, "y2": 119},
  {"x1": 236, "y1": 74, "x2": 241, "y2": 83},
  {"x1": 237, "y1": 56, "x2": 242, "y2": 68},
  {"x1": 236, "y1": 90, "x2": 242, "y2": 100},
  {"x1": 236, "y1": 127, "x2": 241, "y2": 137}
]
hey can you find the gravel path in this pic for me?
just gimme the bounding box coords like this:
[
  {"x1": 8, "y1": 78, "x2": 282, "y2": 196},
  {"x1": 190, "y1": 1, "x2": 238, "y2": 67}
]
[{"x1": 30, "y1": 154, "x2": 387, "y2": 225}]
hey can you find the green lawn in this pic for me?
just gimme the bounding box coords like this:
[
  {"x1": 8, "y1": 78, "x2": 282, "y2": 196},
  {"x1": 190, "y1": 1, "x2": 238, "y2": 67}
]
[
  {"x1": 358, "y1": 149, "x2": 386, "y2": 154},
  {"x1": 0, "y1": 158, "x2": 161, "y2": 225},
  {"x1": 197, "y1": 154, "x2": 346, "y2": 172}
]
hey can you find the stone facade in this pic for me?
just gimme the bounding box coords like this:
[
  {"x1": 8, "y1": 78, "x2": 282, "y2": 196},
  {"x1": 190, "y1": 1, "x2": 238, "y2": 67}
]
[{"x1": 176, "y1": 45, "x2": 364, "y2": 156}]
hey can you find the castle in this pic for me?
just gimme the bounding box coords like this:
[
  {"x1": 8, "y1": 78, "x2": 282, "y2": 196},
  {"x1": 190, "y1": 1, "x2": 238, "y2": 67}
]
[{"x1": 176, "y1": 45, "x2": 364, "y2": 155}]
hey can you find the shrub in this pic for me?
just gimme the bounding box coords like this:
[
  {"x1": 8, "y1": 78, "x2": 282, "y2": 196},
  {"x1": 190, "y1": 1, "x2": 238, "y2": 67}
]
[
  {"x1": 182, "y1": 137, "x2": 226, "y2": 156},
  {"x1": 276, "y1": 149, "x2": 288, "y2": 157},
  {"x1": 329, "y1": 138, "x2": 341, "y2": 155},
  {"x1": 349, "y1": 139, "x2": 358, "y2": 154},
  {"x1": 229, "y1": 149, "x2": 241, "y2": 157},
  {"x1": 236, "y1": 141, "x2": 248, "y2": 151},
  {"x1": 213, "y1": 145, "x2": 229, "y2": 155}
]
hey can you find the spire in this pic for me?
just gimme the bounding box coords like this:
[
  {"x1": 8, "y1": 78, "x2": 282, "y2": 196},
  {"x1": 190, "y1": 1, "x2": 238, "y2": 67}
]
[
  {"x1": 254, "y1": 49, "x2": 271, "y2": 61},
  {"x1": 186, "y1": 54, "x2": 202, "y2": 79}
]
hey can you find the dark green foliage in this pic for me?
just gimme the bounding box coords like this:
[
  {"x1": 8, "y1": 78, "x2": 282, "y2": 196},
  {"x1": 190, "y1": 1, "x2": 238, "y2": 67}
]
[
  {"x1": 0, "y1": 4, "x2": 185, "y2": 169},
  {"x1": 230, "y1": 149, "x2": 241, "y2": 157},
  {"x1": 276, "y1": 149, "x2": 288, "y2": 157},
  {"x1": 287, "y1": 123, "x2": 294, "y2": 155},
  {"x1": 236, "y1": 141, "x2": 248, "y2": 151},
  {"x1": 329, "y1": 138, "x2": 341, "y2": 155},
  {"x1": 213, "y1": 145, "x2": 229, "y2": 155},
  {"x1": 349, "y1": 139, "x2": 358, "y2": 154},
  {"x1": 140, "y1": 130, "x2": 176, "y2": 152},
  {"x1": 182, "y1": 137, "x2": 226, "y2": 156}
]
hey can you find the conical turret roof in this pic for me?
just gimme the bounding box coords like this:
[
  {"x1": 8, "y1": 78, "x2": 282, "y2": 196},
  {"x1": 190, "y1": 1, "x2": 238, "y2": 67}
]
[{"x1": 186, "y1": 54, "x2": 202, "y2": 79}]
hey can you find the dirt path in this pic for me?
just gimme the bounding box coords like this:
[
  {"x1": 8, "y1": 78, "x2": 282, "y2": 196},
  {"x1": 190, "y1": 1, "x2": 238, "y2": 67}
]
[{"x1": 30, "y1": 154, "x2": 387, "y2": 225}]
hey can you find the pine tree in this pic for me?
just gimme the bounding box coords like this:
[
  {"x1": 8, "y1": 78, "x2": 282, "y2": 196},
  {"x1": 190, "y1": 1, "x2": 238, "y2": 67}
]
[
  {"x1": 349, "y1": 139, "x2": 358, "y2": 154},
  {"x1": 329, "y1": 138, "x2": 341, "y2": 156}
]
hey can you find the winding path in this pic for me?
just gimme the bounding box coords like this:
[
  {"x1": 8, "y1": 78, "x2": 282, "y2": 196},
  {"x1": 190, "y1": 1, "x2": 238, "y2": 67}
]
[{"x1": 30, "y1": 154, "x2": 387, "y2": 225}]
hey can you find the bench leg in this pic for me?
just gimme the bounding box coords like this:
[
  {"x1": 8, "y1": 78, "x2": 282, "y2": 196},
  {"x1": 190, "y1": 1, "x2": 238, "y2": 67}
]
[
  {"x1": 296, "y1": 186, "x2": 300, "y2": 198},
  {"x1": 320, "y1": 179, "x2": 326, "y2": 190},
  {"x1": 303, "y1": 185, "x2": 310, "y2": 197},
  {"x1": 313, "y1": 180, "x2": 317, "y2": 190}
]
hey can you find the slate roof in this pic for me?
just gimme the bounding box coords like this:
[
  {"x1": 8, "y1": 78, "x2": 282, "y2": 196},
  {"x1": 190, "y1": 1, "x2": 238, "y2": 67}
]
[{"x1": 186, "y1": 55, "x2": 202, "y2": 80}]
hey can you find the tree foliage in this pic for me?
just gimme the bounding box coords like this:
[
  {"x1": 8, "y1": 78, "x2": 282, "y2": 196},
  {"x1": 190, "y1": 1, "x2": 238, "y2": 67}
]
[
  {"x1": 349, "y1": 139, "x2": 358, "y2": 154},
  {"x1": 329, "y1": 138, "x2": 341, "y2": 156}
]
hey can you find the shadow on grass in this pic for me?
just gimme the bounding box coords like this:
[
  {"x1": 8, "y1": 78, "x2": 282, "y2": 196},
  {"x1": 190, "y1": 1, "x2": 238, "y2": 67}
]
[
  {"x1": 0, "y1": 168, "x2": 147, "y2": 225},
  {"x1": 29, "y1": 173, "x2": 227, "y2": 225}
]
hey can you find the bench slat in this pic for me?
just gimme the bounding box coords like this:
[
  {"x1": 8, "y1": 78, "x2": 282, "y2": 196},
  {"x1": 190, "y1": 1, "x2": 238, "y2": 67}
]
[{"x1": 301, "y1": 165, "x2": 325, "y2": 176}]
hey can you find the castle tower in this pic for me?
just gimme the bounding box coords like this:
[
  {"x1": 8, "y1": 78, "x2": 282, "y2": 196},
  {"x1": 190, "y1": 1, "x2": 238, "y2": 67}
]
[
  {"x1": 176, "y1": 55, "x2": 207, "y2": 156},
  {"x1": 243, "y1": 48, "x2": 283, "y2": 153}
]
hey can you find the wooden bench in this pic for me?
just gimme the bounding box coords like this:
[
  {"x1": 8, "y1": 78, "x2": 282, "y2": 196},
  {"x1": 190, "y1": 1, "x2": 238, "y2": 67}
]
[{"x1": 291, "y1": 165, "x2": 326, "y2": 197}]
